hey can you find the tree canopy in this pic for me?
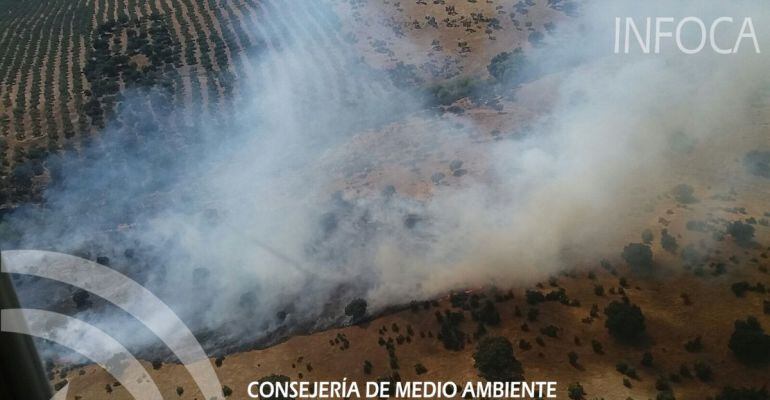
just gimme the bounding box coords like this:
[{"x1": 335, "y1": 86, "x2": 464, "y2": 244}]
[{"x1": 473, "y1": 336, "x2": 523, "y2": 381}]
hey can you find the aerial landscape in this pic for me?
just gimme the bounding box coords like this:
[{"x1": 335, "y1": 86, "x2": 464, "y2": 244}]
[{"x1": 0, "y1": 0, "x2": 769, "y2": 399}]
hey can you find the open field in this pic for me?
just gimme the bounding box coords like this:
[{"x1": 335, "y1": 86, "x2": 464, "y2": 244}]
[
  {"x1": 52, "y1": 187, "x2": 770, "y2": 399},
  {"x1": 2, "y1": 1, "x2": 769, "y2": 400}
]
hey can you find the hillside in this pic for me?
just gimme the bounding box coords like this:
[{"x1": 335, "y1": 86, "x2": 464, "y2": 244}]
[
  {"x1": 52, "y1": 185, "x2": 770, "y2": 399},
  {"x1": 0, "y1": 0, "x2": 563, "y2": 208},
  {"x1": 2, "y1": 1, "x2": 770, "y2": 400}
]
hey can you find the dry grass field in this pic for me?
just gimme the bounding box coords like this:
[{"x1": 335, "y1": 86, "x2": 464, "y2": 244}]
[
  {"x1": 0, "y1": 0, "x2": 562, "y2": 208},
  {"x1": 52, "y1": 189, "x2": 770, "y2": 399}
]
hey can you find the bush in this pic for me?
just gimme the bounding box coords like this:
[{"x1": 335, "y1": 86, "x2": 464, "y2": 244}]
[
  {"x1": 591, "y1": 339, "x2": 603, "y2": 354},
  {"x1": 657, "y1": 391, "x2": 676, "y2": 400},
  {"x1": 525, "y1": 290, "x2": 545, "y2": 305},
  {"x1": 414, "y1": 363, "x2": 427, "y2": 375},
  {"x1": 641, "y1": 351, "x2": 654, "y2": 367},
  {"x1": 604, "y1": 300, "x2": 646, "y2": 342},
  {"x1": 744, "y1": 150, "x2": 770, "y2": 178},
  {"x1": 672, "y1": 183, "x2": 698, "y2": 204},
  {"x1": 684, "y1": 336, "x2": 703, "y2": 352},
  {"x1": 473, "y1": 336, "x2": 523, "y2": 381},
  {"x1": 540, "y1": 325, "x2": 559, "y2": 338},
  {"x1": 568, "y1": 351, "x2": 578, "y2": 367},
  {"x1": 660, "y1": 229, "x2": 678, "y2": 253},
  {"x1": 487, "y1": 49, "x2": 526, "y2": 84},
  {"x1": 727, "y1": 221, "x2": 755, "y2": 246},
  {"x1": 439, "y1": 313, "x2": 466, "y2": 351},
  {"x1": 716, "y1": 386, "x2": 769, "y2": 400},
  {"x1": 428, "y1": 77, "x2": 483, "y2": 106},
  {"x1": 474, "y1": 300, "x2": 501, "y2": 326},
  {"x1": 567, "y1": 382, "x2": 585, "y2": 399},
  {"x1": 731, "y1": 281, "x2": 751, "y2": 297},
  {"x1": 344, "y1": 298, "x2": 367, "y2": 321},
  {"x1": 693, "y1": 362, "x2": 713, "y2": 381},
  {"x1": 728, "y1": 317, "x2": 770, "y2": 364},
  {"x1": 642, "y1": 229, "x2": 654, "y2": 244},
  {"x1": 622, "y1": 243, "x2": 654, "y2": 271}
]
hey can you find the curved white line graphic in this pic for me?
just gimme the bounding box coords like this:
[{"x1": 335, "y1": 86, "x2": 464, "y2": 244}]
[
  {"x1": 1, "y1": 309, "x2": 163, "y2": 400},
  {"x1": 1, "y1": 250, "x2": 222, "y2": 400}
]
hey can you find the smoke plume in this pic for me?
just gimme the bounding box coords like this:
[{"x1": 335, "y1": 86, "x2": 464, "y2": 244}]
[{"x1": 4, "y1": 0, "x2": 770, "y2": 359}]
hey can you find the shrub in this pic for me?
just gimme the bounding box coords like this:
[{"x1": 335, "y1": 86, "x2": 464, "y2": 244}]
[
  {"x1": 474, "y1": 300, "x2": 501, "y2": 326},
  {"x1": 540, "y1": 325, "x2": 559, "y2": 338},
  {"x1": 428, "y1": 77, "x2": 483, "y2": 106},
  {"x1": 641, "y1": 351, "x2": 654, "y2": 367},
  {"x1": 54, "y1": 380, "x2": 67, "y2": 391},
  {"x1": 591, "y1": 340, "x2": 603, "y2": 354},
  {"x1": 693, "y1": 362, "x2": 713, "y2": 381},
  {"x1": 684, "y1": 336, "x2": 703, "y2": 352},
  {"x1": 473, "y1": 336, "x2": 523, "y2": 381},
  {"x1": 567, "y1": 382, "x2": 585, "y2": 400},
  {"x1": 616, "y1": 362, "x2": 629, "y2": 374},
  {"x1": 661, "y1": 229, "x2": 678, "y2": 253},
  {"x1": 363, "y1": 360, "x2": 372, "y2": 375},
  {"x1": 439, "y1": 315, "x2": 465, "y2": 351},
  {"x1": 672, "y1": 183, "x2": 697, "y2": 204},
  {"x1": 728, "y1": 317, "x2": 770, "y2": 364},
  {"x1": 344, "y1": 298, "x2": 367, "y2": 321},
  {"x1": 622, "y1": 243, "x2": 654, "y2": 271},
  {"x1": 657, "y1": 391, "x2": 676, "y2": 400},
  {"x1": 568, "y1": 351, "x2": 579, "y2": 367},
  {"x1": 414, "y1": 363, "x2": 428, "y2": 375},
  {"x1": 727, "y1": 221, "x2": 755, "y2": 246},
  {"x1": 487, "y1": 49, "x2": 526, "y2": 83},
  {"x1": 527, "y1": 308, "x2": 539, "y2": 322},
  {"x1": 604, "y1": 301, "x2": 646, "y2": 342},
  {"x1": 732, "y1": 281, "x2": 751, "y2": 297},
  {"x1": 716, "y1": 386, "x2": 770, "y2": 400},
  {"x1": 744, "y1": 150, "x2": 770, "y2": 179},
  {"x1": 642, "y1": 229, "x2": 654, "y2": 244},
  {"x1": 525, "y1": 290, "x2": 545, "y2": 305}
]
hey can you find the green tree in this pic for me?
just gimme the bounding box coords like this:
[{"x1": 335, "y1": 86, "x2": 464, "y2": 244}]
[
  {"x1": 487, "y1": 49, "x2": 526, "y2": 83},
  {"x1": 727, "y1": 221, "x2": 755, "y2": 246},
  {"x1": 622, "y1": 243, "x2": 654, "y2": 271},
  {"x1": 567, "y1": 382, "x2": 585, "y2": 399},
  {"x1": 728, "y1": 317, "x2": 770, "y2": 365},
  {"x1": 344, "y1": 298, "x2": 367, "y2": 321},
  {"x1": 473, "y1": 336, "x2": 523, "y2": 381},
  {"x1": 604, "y1": 300, "x2": 646, "y2": 342}
]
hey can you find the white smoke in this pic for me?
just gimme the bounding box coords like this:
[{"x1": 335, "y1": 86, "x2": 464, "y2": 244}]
[{"x1": 5, "y1": 0, "x2": 770, "y2": 359}]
